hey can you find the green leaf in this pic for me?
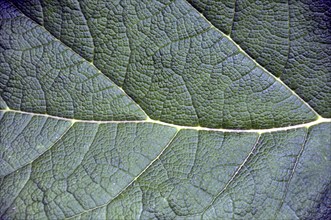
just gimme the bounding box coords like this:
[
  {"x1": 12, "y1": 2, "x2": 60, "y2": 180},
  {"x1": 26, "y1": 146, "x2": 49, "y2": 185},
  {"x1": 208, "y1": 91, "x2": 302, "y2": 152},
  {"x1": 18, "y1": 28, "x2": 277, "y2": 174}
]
[{"x1": 0, "y1": 0, "x2": 330, "y2": 219}]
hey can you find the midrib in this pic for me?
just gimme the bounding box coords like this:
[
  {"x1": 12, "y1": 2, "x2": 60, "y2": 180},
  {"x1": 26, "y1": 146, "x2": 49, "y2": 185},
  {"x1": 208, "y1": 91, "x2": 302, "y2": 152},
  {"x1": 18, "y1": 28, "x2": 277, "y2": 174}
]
[{"x1": 2, "y1": 108, "x2": 330, "y2": 133}]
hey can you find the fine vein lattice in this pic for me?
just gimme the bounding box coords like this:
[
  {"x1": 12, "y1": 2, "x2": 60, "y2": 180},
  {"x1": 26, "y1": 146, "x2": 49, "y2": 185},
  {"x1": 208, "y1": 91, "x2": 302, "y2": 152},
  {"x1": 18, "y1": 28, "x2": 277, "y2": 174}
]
[{"x1": 0, "y1": 0, "x2": 330, "y2": 219}]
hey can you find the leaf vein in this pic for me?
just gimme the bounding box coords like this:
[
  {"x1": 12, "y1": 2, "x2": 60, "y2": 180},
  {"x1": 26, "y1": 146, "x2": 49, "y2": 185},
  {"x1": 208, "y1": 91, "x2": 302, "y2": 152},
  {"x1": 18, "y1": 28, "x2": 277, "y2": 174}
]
[
  {"x1": 201, "y1": 134, "x2": 261, "y2": 216},
  {"x1": 274, "y1": 128, "x2": 310, "y2": 219},
  {"x1": 1, "y1": 109, "x2": 330, "y2": 133},
  {"x1": 64, "y1": 129, "x2": 180, "y2": 219}
]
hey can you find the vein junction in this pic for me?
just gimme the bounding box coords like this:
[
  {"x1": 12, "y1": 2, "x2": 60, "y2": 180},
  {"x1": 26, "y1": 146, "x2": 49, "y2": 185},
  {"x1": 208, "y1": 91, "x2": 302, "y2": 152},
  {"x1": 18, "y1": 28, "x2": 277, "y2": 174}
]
[{"x1": 1, "y1": 108, "x2": 330, "y2": 133}]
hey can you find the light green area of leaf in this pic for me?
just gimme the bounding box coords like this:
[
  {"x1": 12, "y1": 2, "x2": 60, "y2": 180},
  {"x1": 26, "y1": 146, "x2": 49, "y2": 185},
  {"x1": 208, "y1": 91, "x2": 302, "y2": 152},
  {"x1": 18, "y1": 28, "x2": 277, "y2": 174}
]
[{"x1": 0, "y1": 0, "x2": 330, "y2": 219}]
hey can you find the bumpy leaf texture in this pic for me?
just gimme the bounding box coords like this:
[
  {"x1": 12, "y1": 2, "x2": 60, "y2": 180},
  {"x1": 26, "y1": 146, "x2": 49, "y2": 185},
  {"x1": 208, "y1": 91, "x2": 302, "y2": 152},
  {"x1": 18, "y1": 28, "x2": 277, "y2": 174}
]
[{"x1": 0, "y1": 0, "x2": 330, "y2": 219}]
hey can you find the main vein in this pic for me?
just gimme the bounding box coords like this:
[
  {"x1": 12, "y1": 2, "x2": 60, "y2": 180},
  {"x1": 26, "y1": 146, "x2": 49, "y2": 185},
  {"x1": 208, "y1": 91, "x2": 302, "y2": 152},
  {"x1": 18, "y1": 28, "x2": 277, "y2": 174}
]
[{"x1": 1, "y1": 108, "x2": 330, "y2": 133}]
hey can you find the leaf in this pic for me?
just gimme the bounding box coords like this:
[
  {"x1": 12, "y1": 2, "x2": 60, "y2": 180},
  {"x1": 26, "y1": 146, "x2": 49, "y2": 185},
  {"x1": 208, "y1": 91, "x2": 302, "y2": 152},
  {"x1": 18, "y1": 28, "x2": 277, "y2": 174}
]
[{"x1": 0, "y1": 0, "x2": 330, "y2": 219}]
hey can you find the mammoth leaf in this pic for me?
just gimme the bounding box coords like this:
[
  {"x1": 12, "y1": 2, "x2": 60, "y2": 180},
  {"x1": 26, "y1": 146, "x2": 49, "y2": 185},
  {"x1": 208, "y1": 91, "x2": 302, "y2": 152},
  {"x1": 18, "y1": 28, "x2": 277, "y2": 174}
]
[{"x1": 0, "y1": 0, "x2": 330, "y2": 219}]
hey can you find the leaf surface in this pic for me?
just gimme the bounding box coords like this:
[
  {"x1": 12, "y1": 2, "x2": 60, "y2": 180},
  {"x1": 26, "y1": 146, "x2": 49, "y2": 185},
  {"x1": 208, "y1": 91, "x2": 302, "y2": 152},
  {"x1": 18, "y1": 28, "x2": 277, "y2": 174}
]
[{"x1": 0, "y1": 0, "x2": 330, "y2": 219}]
